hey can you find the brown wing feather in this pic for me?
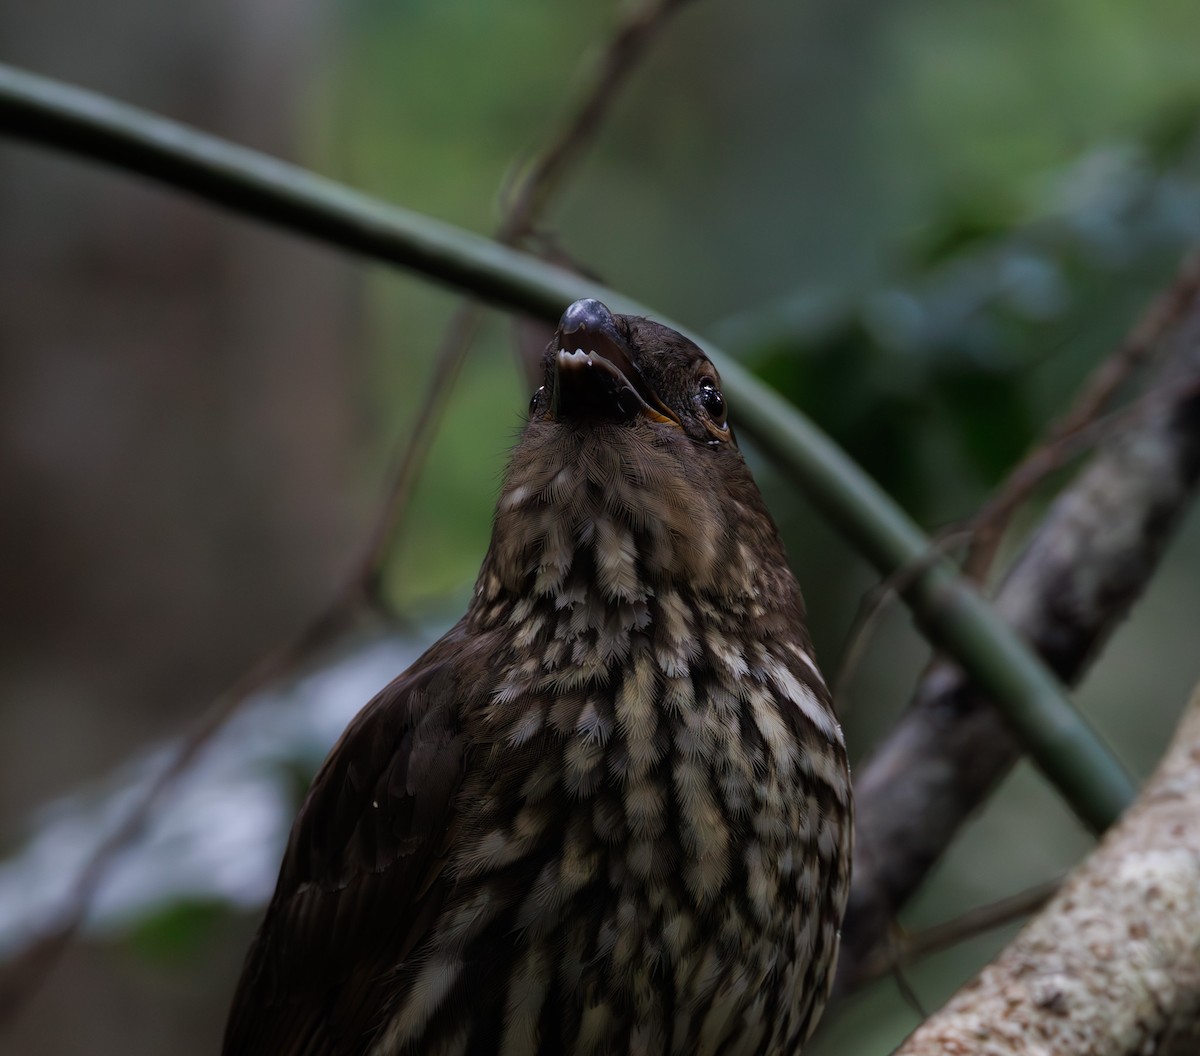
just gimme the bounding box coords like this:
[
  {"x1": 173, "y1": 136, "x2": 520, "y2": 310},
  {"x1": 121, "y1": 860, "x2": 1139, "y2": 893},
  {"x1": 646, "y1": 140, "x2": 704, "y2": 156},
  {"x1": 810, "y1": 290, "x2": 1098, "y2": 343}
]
[{"x1": 223, "y1": 627, "x2": 476, "y2": 1056}]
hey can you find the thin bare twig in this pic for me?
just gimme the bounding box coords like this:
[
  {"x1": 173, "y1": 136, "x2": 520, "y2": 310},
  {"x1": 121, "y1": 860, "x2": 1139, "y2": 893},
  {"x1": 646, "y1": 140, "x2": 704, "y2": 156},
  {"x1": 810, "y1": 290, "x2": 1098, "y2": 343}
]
[
  {"x1": 948, "y1": 371, "x2": 1200, "y2": 587},
  {"x1": 498, "y1": 0, "x2": 696, "y2": 244},
  {"x1": 855, "y1": 878, "x2": 1061, "y2": 990},
  {"x1": 358, "y1": 304, "x2": 486, "y2": 600},
  {"x1": 831, "y1": 530, "x2": 971, "y2": 711},
  {"x1": 964, "y1": 252, "x2": 1200, "y2": 582}
]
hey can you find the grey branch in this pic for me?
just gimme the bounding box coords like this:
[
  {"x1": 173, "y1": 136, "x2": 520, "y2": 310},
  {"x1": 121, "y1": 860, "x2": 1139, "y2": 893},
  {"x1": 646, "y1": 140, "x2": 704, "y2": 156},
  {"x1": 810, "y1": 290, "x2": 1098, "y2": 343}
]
[
  {"x1": 836, "y1": 278, "x2": 1200, "y2": 996},
  {"x1": 893, "y1": 682, "x2": 1200, "y2": 1055}
]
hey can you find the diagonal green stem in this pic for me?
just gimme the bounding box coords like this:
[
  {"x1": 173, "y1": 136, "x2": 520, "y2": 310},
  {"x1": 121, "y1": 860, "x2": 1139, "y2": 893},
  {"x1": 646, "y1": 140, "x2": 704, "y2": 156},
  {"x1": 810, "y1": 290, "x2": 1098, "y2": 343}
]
[{"x1": 0, "y1": 62, "x2": 1136, "y2": 829}]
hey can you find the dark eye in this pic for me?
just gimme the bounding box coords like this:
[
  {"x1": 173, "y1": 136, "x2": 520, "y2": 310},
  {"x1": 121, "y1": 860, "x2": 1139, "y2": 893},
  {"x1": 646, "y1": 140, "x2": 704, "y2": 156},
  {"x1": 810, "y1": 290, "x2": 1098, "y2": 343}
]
[
  {"x1": 528, "y1": 385, "x2": 545, "y2": 416},
  {"x1": 697, "y1": 377, "x2": 727, "y2": 428}
]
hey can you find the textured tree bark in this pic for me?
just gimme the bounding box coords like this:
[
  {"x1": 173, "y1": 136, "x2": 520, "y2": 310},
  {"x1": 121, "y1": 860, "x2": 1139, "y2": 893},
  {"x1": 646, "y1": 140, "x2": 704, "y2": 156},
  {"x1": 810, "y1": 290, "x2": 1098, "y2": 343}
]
[
  {"x1": 836, "y1": 292, "x2": 1200, "y2": 995},
  {"x1": 892, "y1": 682, "x2": 1200, "y2": 1055}
]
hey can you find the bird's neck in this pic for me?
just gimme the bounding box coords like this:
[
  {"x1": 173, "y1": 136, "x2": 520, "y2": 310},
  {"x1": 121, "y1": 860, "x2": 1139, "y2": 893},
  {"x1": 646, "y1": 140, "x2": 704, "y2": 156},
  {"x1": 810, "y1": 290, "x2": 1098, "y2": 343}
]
[
  {"x1": 483, "y1": 427, "x2": 797, "y2": 586},
  {"x1": 464, "y1": 438, "x2": 839, "y2": 755},
  {"x1": 468, "y1": 440, "x2": 806, "y2": 656},
  {"x1": 464, "y1": 451, "x2": 838, "y2": 755}
]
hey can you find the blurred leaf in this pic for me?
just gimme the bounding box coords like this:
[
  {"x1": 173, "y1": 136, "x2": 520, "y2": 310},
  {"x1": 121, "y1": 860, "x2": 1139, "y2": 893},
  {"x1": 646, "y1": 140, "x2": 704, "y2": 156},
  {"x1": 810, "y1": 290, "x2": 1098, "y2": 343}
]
[
  {"x1": 753, "y1": 324, "x2": 931, "y2": 511},
  {"x1": 908, "y1": 195, "x2": 1021, "y2": 270},
  {"x1": 1142, "y1": 95, "x2": 1200, "y2": 168},
  {"x1": 935, "y1": 363, "x2": 1036, "y2": 483}
]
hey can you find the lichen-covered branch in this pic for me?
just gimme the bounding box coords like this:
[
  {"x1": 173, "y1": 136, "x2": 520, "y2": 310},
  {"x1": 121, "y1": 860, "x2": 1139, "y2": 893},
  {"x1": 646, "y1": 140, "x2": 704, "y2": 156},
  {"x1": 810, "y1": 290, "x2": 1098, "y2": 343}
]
[
  {"x1": 893, "y1": 682, "x2": 1200, "y2": 1055},
  {"x1": 836, "y1": 280, "x2": 1200, "y2": 996}
]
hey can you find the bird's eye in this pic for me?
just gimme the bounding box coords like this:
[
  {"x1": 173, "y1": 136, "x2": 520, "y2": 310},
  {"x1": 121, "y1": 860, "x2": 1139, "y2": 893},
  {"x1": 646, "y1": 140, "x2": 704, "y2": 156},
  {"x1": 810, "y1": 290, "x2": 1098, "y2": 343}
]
[
  {"x1": 697, "y1": 377, "x2": 727, "y2": 428},
  {"x1": 528, "y1": 386, "x2": 546, "y2": 416}
]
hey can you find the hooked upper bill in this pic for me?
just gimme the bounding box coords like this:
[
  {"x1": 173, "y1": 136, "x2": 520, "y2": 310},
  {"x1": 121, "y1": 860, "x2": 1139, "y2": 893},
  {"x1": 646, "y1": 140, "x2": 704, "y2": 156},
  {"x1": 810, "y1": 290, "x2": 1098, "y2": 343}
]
[{"x1": 549, "y1": 299, "x2": 679, "y2": 425}]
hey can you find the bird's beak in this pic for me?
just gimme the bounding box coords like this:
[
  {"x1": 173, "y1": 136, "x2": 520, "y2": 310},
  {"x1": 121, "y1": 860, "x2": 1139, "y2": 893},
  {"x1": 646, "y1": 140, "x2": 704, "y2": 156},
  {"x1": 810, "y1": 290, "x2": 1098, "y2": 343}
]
[{"x1": 549, "y1": 299, "x2": 681, "y2": 426}]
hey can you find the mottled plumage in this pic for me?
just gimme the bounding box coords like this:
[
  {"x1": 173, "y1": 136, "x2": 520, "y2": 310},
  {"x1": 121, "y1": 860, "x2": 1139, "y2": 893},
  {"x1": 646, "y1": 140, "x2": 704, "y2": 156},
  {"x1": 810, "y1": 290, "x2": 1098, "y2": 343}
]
[{"x1": 223, "y1": 299, "x2": 852, "y2": 1056}]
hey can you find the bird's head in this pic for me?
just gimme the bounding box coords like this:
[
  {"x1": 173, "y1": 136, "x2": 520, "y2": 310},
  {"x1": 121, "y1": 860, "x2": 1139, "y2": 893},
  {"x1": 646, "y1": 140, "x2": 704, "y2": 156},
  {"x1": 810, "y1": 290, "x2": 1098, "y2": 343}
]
[
  {"x1": 531, "y1": 298, "x2": 732, "y2": 445},
  {"x1": 483, "y1": 299, "x2": 797, "y2": 607}
]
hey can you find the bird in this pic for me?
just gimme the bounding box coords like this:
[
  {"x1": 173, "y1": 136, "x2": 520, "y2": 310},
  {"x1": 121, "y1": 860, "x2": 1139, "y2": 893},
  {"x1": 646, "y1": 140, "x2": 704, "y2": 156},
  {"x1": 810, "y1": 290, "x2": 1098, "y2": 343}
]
[{"x1": 222, "y1": 298, "x2": 853, "y2": 1056}]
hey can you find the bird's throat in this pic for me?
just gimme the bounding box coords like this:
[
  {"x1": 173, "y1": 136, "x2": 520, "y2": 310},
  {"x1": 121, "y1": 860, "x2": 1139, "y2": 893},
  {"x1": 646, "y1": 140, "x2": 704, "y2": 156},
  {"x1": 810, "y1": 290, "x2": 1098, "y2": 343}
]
[{"x1": 483, "y1": 425, "x2": 743, "y2": 601}]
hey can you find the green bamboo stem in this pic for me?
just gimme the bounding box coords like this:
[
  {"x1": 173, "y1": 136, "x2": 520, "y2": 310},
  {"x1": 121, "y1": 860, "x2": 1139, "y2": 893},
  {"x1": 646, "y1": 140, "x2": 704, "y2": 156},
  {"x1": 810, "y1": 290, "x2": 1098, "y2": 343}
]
[{"x1": 0, "y1": 62, "x2": 1136, "y2": 830}]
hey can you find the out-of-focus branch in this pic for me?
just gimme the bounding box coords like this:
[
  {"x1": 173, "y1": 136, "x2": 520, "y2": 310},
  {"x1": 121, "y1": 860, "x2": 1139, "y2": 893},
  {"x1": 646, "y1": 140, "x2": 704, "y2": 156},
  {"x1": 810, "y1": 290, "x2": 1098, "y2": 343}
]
[
  {"x1": 835, "y1": 273, "x2": 1200, "y2": 998},
  {"x1": 893, "y1": 683, "x2": 1200, "y2": 1056}
]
